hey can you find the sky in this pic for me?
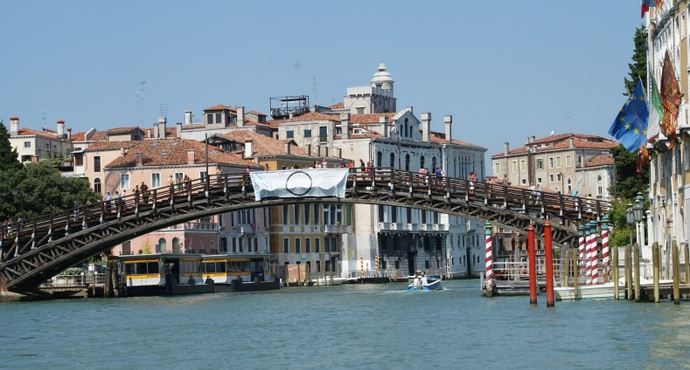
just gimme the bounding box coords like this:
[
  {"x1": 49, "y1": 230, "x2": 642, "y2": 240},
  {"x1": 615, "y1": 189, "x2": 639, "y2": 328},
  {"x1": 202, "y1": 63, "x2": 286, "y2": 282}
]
[{"x1": 0, "y1": 1, "x2": 644, "y2": 172}]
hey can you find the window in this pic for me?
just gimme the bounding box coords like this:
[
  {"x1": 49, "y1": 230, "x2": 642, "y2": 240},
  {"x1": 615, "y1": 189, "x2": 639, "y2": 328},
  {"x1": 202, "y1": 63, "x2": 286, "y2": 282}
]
[
  {"x1": 597, "y1": 175, "x2": 603, "y2": 196},
  {"x1": 199, "y1": 171, "x2": 207, "y2": 183},
  {"x1": 207, "y1": 113, "x2": 214, "y2": 124},
  {"x1": 120, "y1": 174, "x2": 130, "y2": 189},
  {"x1": 151, "y1": 173, "x2": 161, "y2": 188},
  {"x1": 536, "y1": 158, "x2": 544, "y2": 170},
  {"x1": 93, "y1": 178, "x2": 102, "y2": 193},
  {"x1": 521, "y1": 179, "x2": 527, "y2": 185},
  {"x1": 390, "y1": 153, "x2": 395, "y2": 168},
  {"x1": 548, "y1": 157, "x2": 554, "y2": 169},
  {"x1": 511, "y1": 160, "x2": 517, "y2": 172},
  {"x1": 283, "y1": 238, "x2": 289, "y2": 254},
  {"x1": 286, "y1": 130, "x2": 294, "y2": 139},
  {"x1": 23, "y1": 141, "x2": 31, "y2": 148},
  {"x1": 549, "y1": 174, "x2": 554, "y2": 182},
  {"x1": 537, "y1": 177, "x2": 543, "y2": 184},
  {"x1": 566, "y1": 155, "x2": 572, "y2": 167},
  {"x1": 356, "y1": 107, "x2": 365, "y2": 114},
  {"x1": 494, "y1": 162, "x2": 500, "y2": 174},
  {"x1": 215, "y1": 113, "x2": 221, "y2": 124},
  {"x1": 156, "y1": 238, "x2": 166, "y2": 253},
  {"x1": 304, "y1": 129, "x2": 312, "y2": 138},
  {"x1": 555, "y1": 156, "x2": 561, "y2": 168},
  {"x1": 304, "y1": 203, "x2": 311, "y2": 224},
  {"x1": 556, "y1": 173, "x2": 562, "y2": 182},
  {"x1": 319, "y1": 126, "x2": 328, "y2": 142},
  {"x1": 322, "y1": 204, "x2": 343, "y2": 225},
  {"x1": 294, "y1": 204, "x2": 300, "y2": 224},
  {"x1": 315, "y1": 238, "x2": 320, "y2": 253},
  {"x1": 283, "y1": 206, "x2": 289, "y2": 225},
  {"x1": 520, "y1": 159, "x2": 526, "y2": 172},
  {"x1": 305, "y1": 238, "x2": 311, "y2": 253},
  {"x1": 295, "y1": 238, "x2": 301, "y2": 253},
  {"x1": 94, "y1": 156, "x2": 101, "y2": 172}
]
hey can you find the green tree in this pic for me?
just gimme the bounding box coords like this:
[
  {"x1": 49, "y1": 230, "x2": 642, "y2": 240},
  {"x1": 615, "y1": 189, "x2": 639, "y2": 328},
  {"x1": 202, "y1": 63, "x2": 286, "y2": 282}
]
[
  {"x1": 610, "y1": 144, "x2": 649, "y2": 200},
  {"x1": 0, "y1": 121, "x2": 22, "y2": 172},
  {"x1": 19, "y1": 161, "x2": 101, "y2": 219},
  {"x1": 624, "y1": 25, "x2": 648, "y2": 94}
]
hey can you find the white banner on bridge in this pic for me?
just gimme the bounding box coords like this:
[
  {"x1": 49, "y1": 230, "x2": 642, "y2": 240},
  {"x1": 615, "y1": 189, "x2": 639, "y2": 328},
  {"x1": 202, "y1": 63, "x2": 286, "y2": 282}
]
[{"x1": 250, "y1": 168, "x2": 349, "y2": 201}]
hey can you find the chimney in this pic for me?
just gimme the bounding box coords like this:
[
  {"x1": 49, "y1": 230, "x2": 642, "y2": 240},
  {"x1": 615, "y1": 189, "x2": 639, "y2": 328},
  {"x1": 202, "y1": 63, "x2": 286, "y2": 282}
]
[
  {"x1": 444, "y1": 115, "x2": 452, "y2": 143},
  {"x1": 340, "y1": 112, "x2": 350, "y2": 140},
  {"x1": 158, "y1": 117, "x2": 167, "y2": 139},
  {"x1": 176, "y1": 122, "x2": 182, "y2": 137},
  {"x1": 187, "y1": 149, "x2": 196, "y2": 165},
  {"x1": 135, "y1": 152, "x2": 143, "y2": 167},
  {"x1": 184, "y1": 111, "x2": 193, "y2": 125},
  {"x1": 285, "y1": 142, "x2": 291, "y2": 155},
  {"x1": 531, "y1": 135, "x2": 536, "y2": 142},
  {"x1": 503, "y1": 142, "x2": 510, "y2": 156},
  {"x1": 380, "y1": 116, "x2": 389, "y2": 138},
  {"x1": 244, "y1": 140, "x2": 253, "y2": 159},
  {"x1": 120, "y1": 148, "x2": 126, "y2": 156},
  {"x1": 153, "y1": 123, "x2": 159, "y2": 139},
  {"x1": 9, "y1": 116, "x2": 19, "y2": 135},
  {"x1": 421, "y1": 112, "x2": 431, "y2": 143},
  {"x1": 57, "y1": 119, "x2": 65, "y2": 138},
  {"x1": 237, "y1": 106, "x2": 245, "y2": 127},
  {"x1": 569, "y1": 136, "x2": 575, "y2": 149},
  {"x1": 67, "y1": 128, "x2": 72, "y2": 141}
]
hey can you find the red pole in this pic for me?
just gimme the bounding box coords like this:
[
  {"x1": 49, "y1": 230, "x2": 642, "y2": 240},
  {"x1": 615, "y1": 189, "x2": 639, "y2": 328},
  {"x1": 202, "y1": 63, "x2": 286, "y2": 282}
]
[
  {"x1": 544, "y1": 220, "x2": 555, "y2": 307},
  {"x1": 527, "y1": 224, "x2": 537, "y2": 304}
]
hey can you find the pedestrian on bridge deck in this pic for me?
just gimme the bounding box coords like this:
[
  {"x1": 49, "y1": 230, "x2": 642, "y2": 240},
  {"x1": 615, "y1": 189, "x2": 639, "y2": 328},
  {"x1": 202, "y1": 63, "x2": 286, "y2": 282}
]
[{"x1": 105, "y1": 192, "x2": 112, "y2": 213}]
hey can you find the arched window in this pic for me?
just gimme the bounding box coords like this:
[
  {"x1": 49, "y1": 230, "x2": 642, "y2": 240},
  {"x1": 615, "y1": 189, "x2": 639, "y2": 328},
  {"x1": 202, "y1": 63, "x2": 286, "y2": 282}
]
[
  {"x1": 390, "y1": 153, "x2": 395, "y2": 168},
  {"x1": 597, "y1": 175, "x2": 603, "y2": 196},
  {"x1": 377, "y1": 151, "x2": 383, "y2": 168},
  {"x1": 157, "y1": 238, "x2": 166, "y2": 253},
  {"x1": 93, "y1": 178, "x2": 102, "y2": 194},
  {"x1": 172, "y1": 237, "x2": 180, "y2": 253},
  {"x1": 420, "y1": 156, "x2": 425, "y2": 169},
  {"x1": 405, "y1": 154, "x2": 410, "y2": 171}
]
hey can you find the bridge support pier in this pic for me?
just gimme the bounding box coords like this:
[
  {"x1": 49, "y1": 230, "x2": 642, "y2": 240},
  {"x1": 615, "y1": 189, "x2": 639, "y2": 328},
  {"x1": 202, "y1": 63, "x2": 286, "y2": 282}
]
[{"x1": 0, "y1": 275, "x2": 6, "y2": 293}]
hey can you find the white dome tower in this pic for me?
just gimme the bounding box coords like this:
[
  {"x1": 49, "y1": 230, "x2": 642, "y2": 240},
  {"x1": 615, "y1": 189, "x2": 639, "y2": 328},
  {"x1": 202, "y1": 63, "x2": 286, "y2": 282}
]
[{"x1": 370, "y1": 63, "x2": 394, "y2": 92}]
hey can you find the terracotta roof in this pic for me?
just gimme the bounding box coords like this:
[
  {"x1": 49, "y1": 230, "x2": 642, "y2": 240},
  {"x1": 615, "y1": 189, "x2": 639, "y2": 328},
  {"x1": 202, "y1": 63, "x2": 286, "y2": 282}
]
[
  {"x1": 246, "y1": 110, "x2": 265, "y2": 116},
  {"x1": 90, "y1": 131, "x2": 108, "y2": 141},
  {"x1": 71, "y1": 132, "x2": 87, "y2": 141},
  {"x1": 349, "y1": 113, "x2": 397, "y2": 124},
  {"x1": 335, "y1": 133, "x2": 382, "y2": 140},
  {"x1": 216, "y1": 131, "x2": 309, "y2": 157},
  {"x1": 583, "y1": 154, "x2": 614, "y2": 168},
  {"x1": 491, "y1": 134, "x2": 617, "y2": 158},
  {"x1": 429, "y1": 134, "x2": 487, "y2": 150},
  {"x1": 269, "y1": 112, "x2": 340, "y2": 125},
  {"x1": 107, "y1": 127, "x2": 141, "y2": 135},
  {"x1": 180, "y1": 123, "x2": 206, "y2": 130},
  {"x1": 83, "y1": 141, "x2": 134, "y2": 152},
  {"x1": 106, "y1": 139, "x2": 253, "y2": 168},
  {"x1": 329, "y1": 102, "x2": 344, "y2": 109},
  {"x1": 204, "y1": 105, "x2": 237, "y2": 112},
  {"x1": 164, "y1": 128, "x2": 177, "y2": 138},
  {"x1": 16, "y1": 127, "x2": 61, "y2": 140}
]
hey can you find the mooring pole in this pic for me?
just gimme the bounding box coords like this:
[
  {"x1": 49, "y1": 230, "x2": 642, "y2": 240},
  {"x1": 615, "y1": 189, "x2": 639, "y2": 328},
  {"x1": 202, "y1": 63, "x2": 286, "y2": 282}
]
[
  {"x1": 527, "y1": 224, "x2": 537, "y2": 304},
  {"x1": 544, "y1": 220, "x2": 555, "y2": 307},
  {"x1": 653, "y1": 242, "x2": 660, "y2": 303},
  {"x1": 484, "y1": 221, "x2": 495, "y2": 297},
  {"x1": 673, "y1": 240, "x2": 680, "y2": 305}
]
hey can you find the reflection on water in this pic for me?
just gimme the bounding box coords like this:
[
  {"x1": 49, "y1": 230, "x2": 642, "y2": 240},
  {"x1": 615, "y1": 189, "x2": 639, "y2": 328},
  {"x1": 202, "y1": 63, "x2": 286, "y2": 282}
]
[{"x1": 1, "y1": 280, "x2": 690, "y2": 370}]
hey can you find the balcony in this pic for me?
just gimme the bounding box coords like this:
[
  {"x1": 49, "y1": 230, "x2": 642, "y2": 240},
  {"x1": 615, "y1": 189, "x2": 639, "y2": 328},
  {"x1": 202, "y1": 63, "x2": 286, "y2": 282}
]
[
  {"x1": 378, "y1": 222, "x2": 448, "y2": 232},
  {"x1": 167, "y1": 222, "x2": 219, "y2": 231},
  {"x1": 323, "y1": 224, "x2": 347, "y2": 235}
]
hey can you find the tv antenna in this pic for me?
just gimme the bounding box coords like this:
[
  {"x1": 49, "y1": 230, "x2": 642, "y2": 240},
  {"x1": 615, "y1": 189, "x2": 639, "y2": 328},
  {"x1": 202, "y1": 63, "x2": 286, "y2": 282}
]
[
  {"x1": 135, "y1": 81, "x2": 146, "y2": 126},
  {"x1": 160, "y1": 103, "x2": 168, "y2": 118},
  {"x1": 312, "y1": 76, "x2": 318, "y2": 105}
]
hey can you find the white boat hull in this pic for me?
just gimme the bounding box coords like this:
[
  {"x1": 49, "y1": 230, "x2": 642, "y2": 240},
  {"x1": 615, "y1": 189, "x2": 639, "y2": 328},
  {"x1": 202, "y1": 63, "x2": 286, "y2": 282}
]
[{"x1": 554, "y1": 282, "x2": 625, "y2": 301}]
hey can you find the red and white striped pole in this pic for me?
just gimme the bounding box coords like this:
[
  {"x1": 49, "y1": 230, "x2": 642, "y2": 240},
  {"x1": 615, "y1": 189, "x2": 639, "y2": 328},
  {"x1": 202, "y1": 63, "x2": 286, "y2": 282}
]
[
  {"x1": 601, "y1": 216, "x2": 610, "y2": 283},
  {"x1": 590, "y1": 221, "x2": 599, "y2": 285},
  {"x1": 544, "y1": 220, "x2": 555, "y2": 307},
  {"x1": 527, "y1": 224, "x2": 537, "y2": 304},
  {"x1": 578, "y1": 224, "x2": 586, "y2": 278},
  {"x1": 585, "y1": 222, "x2": 592, "y2": 285},
  {"x1": 484, "y1": 221, "x2": 494, "y2": 297}
]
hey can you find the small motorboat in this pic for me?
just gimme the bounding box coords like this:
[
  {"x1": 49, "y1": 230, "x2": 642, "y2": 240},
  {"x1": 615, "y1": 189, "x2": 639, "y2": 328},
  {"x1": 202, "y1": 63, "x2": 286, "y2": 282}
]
[{"x1": 407, "y1": 276, "x2": 442, "y2": 291}]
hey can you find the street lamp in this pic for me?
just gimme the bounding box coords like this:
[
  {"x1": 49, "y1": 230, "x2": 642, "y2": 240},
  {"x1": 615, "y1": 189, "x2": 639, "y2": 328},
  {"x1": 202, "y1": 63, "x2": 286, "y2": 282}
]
[
  {"x1": 626, "y1": 202, "x2": 634, "y2": 245},
  {"x1": 633, "y1": 192, "x2": 644, "y2": 246}
]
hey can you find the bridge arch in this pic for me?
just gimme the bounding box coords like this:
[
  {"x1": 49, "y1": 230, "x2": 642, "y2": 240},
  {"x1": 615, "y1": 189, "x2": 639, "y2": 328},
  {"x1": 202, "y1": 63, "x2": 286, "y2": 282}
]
[{"x1": 0, "y1": 168, "x2": 608, "y2": 292}]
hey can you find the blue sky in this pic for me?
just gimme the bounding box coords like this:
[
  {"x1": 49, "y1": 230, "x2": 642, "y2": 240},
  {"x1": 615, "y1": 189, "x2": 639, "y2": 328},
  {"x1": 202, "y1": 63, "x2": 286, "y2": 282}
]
[{"x1": 0, "y1": 1, "x2": 643, "y2": 170}]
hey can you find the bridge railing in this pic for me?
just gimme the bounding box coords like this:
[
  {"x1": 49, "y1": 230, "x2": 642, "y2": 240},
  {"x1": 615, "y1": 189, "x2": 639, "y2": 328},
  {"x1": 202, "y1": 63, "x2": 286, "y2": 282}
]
[{"x1": 1, "y1": 168, "x2": 610, "y2": 246}]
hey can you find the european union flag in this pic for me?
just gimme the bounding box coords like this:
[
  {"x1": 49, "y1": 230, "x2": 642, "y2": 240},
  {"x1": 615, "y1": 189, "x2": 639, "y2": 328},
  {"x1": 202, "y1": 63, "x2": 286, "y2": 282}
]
[{"x1": 608, "y1": 81, "x2": 649, "y2": 153}]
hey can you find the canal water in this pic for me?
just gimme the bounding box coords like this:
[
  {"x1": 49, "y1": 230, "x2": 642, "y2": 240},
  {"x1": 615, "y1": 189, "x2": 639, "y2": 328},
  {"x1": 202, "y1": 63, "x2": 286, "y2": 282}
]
[{"x1": 2, "y1": 279, "x2": 690, "y2": 370}]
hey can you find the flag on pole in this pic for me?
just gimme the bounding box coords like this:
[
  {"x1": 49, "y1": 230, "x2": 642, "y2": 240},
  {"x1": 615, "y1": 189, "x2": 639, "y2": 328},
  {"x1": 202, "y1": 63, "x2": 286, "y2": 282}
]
[
  {"x1": 660, "y1": 52, "x2": 682, "y2": 147},
  {"x1": 609, "y1": 81, "x2": 649, "y2": 153},
  {"x1": 647, "y1": 75, "x2": 663, "y2": 143},
  {"x1": 641, "y1": 0, "x2": 657, "y2": 18}
]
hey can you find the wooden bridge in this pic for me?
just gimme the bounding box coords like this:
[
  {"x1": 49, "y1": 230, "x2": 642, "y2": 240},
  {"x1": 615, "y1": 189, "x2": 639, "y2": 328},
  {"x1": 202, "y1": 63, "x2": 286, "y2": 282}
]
[{"x1": 0, "y1": 168, "x2": 609, "y2": 293}]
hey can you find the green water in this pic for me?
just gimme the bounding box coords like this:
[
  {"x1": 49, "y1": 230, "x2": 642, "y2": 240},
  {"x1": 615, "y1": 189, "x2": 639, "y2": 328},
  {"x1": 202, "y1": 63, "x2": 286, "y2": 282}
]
[{"x1": 1, "y1": 280, "x2": 689, "y2": 370}]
